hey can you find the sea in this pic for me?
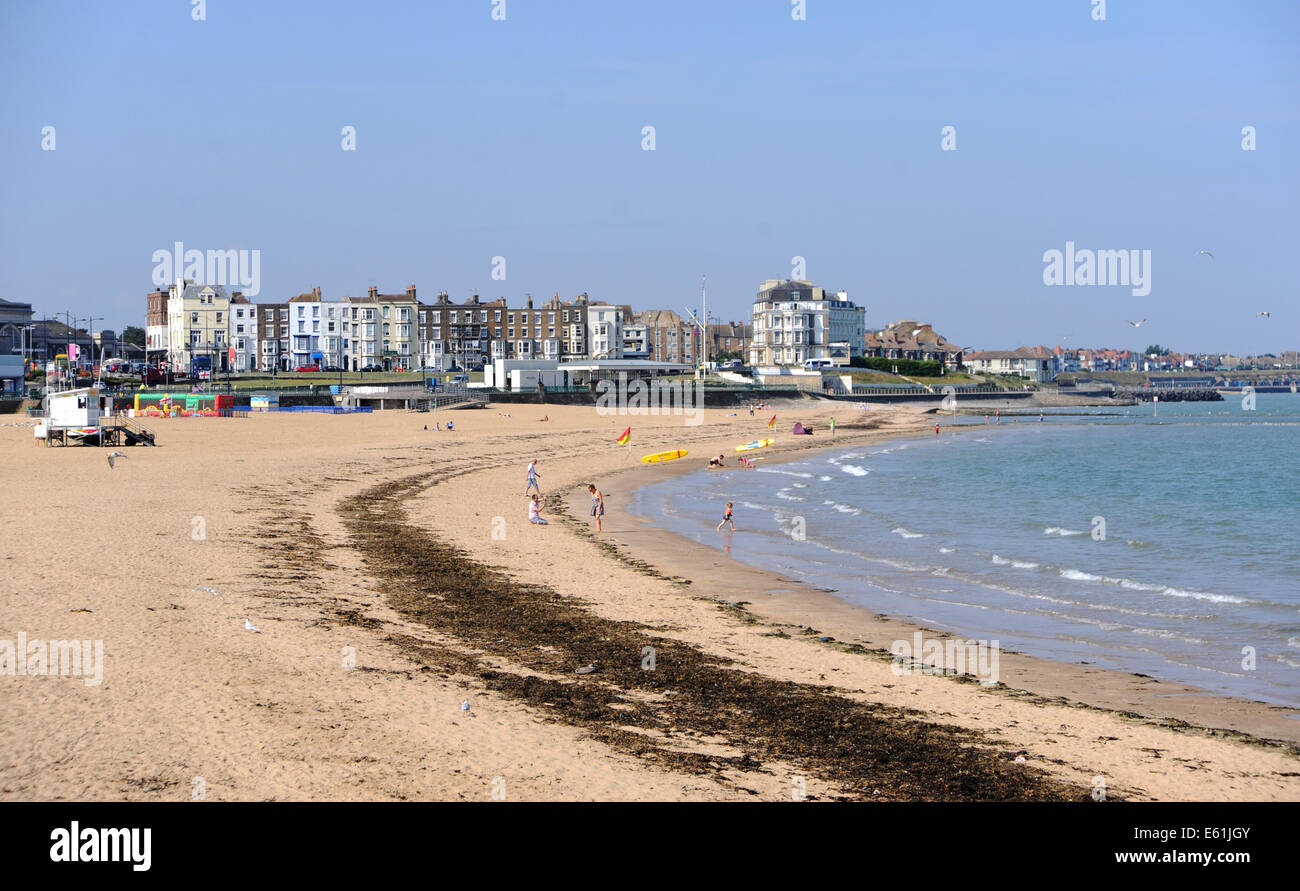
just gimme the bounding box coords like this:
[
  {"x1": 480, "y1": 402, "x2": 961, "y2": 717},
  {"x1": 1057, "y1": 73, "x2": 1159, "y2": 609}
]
[{"x1": 627, "y1": 394, "x2": 1300, "y2": 708}]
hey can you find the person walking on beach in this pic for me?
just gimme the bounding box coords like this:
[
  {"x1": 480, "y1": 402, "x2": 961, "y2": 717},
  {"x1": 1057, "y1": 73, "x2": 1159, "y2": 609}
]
[
  {"x1": 935, "y1": 424, "x2": 940, "y2": 437},
  {"x1": 717, "y1": 502, "x2": 735, "y2": 532},
  {"x1": 525, "y1": 459, "x2": 541, "y2": 495},
  {"x1": 830, "y1": 417, "x2": 836, "y2": 437},
  {"x1": 529, "y1": 493, "x2": 548, "y2": 525},
  {"x1": 588, "y1": 483, "x2": 605, "y2": 533}
]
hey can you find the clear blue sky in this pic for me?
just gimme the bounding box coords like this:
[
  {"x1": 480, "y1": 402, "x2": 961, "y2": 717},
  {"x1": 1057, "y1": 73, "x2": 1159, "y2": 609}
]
[{"x1": 1, "y1": 0, "x2": 1295, "y2": 355}]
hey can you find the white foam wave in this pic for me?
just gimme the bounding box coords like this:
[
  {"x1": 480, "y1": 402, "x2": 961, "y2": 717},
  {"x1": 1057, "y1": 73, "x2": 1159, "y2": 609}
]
[
  {"x1": 892, "y1": 527, "x2": 924, "y2": 539},
  {"x1": 1058, "y1": 569, "x2": 1247, "y2": 604},
  {"x1": 840, "y1": 465, "x2": 869, "y2": 476},
  {"x1": 1043, "y1": 527, "x2": 1086, "y2": 537}
]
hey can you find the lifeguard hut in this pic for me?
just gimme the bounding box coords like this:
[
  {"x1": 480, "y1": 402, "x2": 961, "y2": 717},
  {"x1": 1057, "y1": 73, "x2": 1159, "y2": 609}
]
[{"x1": 38, "y1": 387, "x2": 156, "y2": 447}]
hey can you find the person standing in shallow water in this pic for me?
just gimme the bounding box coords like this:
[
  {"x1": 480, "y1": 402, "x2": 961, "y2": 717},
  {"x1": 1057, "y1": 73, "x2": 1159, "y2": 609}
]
[
  {"x1": 588, "y1": 483, "x2": 605, "y2": 533},
  {"x1": 717, "y1": 502, "x2": 735, "y2": 532}
]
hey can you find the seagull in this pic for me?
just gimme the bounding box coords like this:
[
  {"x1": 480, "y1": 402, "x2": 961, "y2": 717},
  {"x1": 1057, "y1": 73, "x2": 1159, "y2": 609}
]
[
  {"x1": 1256, "y1": 311, "x2": 1271, "y2": 318},
  {"x1": 1194, "y1": 249, "x2": 1214, "y2": 259},
  {"x1": 106, "y1": 451, "x2": 127, "y2": 469},
  {"x1": 244, "y1": 618, "x2": 261, "y2": 633},
  {"x1": 1127, "y1": 319, "x2": 1147, "y2": 328}
]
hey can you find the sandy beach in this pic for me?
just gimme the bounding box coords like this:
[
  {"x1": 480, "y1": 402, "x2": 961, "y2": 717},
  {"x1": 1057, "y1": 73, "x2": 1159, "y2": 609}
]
[{"x1": 1, "y1": 401, "x2": 1297, "y2": 801}]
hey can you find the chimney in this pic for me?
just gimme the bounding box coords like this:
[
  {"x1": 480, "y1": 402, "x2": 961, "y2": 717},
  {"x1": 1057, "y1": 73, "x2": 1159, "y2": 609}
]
[
  {"x1": 368, "y1": 286, "x2": 378, "y2": 299},
  {"x1": 527, "y1": 294, "x2": 534, "y2": 309},
  {"x1": 406, "y1": 284, "x2": 417, "y2": 300}
]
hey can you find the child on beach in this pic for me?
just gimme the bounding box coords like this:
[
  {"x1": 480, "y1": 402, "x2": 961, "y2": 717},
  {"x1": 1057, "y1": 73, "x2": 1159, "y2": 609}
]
[
  {"x1": 525, "y1": 459, "x2": 541, "y2": 495},
  {"x1": 529, "y1": 494, "x2": 548, "y2": 525},
  {"x1": 588, "y1": 483, "x2": 604, "y2": 533},
  {"x1": 717, "y1": 502, "x2": 735, "y2": 532}
]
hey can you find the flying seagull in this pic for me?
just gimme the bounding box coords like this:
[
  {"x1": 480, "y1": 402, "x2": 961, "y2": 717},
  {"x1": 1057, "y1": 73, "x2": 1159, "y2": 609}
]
[
  {"x1": 1256, "y1": 311, "x2": 1271, "y2": 318},
  {"x1": 244, "y1": 618, "x2": 261, "y2": 633},
  {"x1": 1127, "y1": 319, "x2": 1147, "y2": 328},
  {"x1": 1194, "y1": 249, "x2": 1214, "y2": 259},
  {"x1": 106, "y1": 451, "x2": 127, "y2": 469}
]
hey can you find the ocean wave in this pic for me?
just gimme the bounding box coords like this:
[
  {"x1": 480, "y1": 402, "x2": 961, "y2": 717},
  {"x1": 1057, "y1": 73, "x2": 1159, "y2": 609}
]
[
  {"x1": 892, "y1": 527, "x2": 924, "y2": 539},
  {"x1": 1043, "y1": 527, "x2": 1086, "y2": 537},
  {"x1": 1131, "y1": 628, "x2": 1209, "y2": 646},
  {"x1": 991, "y1": 554, "x2": 1040, "y2": 569},
  {"x1": 840, "y1": 465, "x2": 869, "y2": 476},
  {"x1": 818, "y1": 475, "x2": 832, "y2": 481},
  {"x1": 759, "y1": 469, "x2": 814, "y2": 478},
  {"x1": 1058, "y1": 568, "x2": 1247, "y2": 604},
  {"x1": 939, "y1": 547, "x2": 957, "y2": 554}
]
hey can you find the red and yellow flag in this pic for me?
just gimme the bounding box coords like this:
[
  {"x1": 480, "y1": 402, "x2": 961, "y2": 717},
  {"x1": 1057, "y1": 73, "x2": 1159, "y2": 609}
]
[
  {"x1": 616, "y1": 426, "x2": 631, "y2": 445},
  {"x1": 767, "y1": 414, "x2": 776, "y2": 428}
]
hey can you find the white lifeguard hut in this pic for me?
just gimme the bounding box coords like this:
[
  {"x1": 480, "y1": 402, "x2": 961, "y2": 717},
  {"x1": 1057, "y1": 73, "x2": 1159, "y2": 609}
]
[
  {"x1": 48, "y1": 387, "x2": 101, "y2": 426},
  {"x1": 38, "y1": 386, "x2": 157, "y2": 448}
]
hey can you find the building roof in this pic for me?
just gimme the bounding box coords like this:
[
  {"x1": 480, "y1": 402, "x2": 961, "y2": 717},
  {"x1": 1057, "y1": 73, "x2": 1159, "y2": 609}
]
[
  {"x1": 965, "y1": 348, "x2": 1048, "y2": 361},
  {"x1": 755, "y1": 279, "x2": 822, "y2": 304}
]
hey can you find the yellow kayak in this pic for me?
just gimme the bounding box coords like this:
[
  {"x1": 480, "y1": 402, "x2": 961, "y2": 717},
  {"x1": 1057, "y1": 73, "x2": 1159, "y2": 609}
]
[
  {"x1": 641, "y1": 449, "x2": 689, "y2": 464},
  {"x1": 735, "y1": 438, "x2": 775, "y2": 452}
]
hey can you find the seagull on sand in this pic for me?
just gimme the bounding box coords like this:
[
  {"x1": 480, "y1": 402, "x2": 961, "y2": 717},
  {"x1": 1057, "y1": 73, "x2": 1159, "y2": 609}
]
[
  {"x1": 244, "y1": 618, "x2": 261, "y2": 633},
  {"x1": 1194, "y1": 249, "x2": 1214, "y2": 259},
  {"x1": 1256, "y1": 311, "x2": 1271, "y2": 318},
  {"x1": 106, "y1": 451, "x2": 127, "y2": 469},
  {"x1": 1127, "y1": 319, "x2": 1147, "y2": 328}
]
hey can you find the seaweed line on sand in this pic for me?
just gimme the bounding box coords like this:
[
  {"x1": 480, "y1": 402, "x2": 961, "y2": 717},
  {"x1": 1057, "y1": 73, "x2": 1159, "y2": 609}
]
[{"x1": 339, "y1": 468, "x2": 1089, "y2": 801}]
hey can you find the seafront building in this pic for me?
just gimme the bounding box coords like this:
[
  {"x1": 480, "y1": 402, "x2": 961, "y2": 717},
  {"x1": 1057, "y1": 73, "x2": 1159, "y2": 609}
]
[
  {"x1": 257, "y1": 301, "x2": 289, "y2": 372},
  {"x1": 748, "y1": 279, "x2": 866, "y2": 367},
  {"x1": 636, "y1": 309, "x2": 698, "y2": 365},
  {"x1": 707, "y1": 321, "x2": 753, "y2": 362},
  {"x1": 964, "y1": 348, "x2": 1055, "y2": 382},
  {"x1": 166, "y1": 282, "x2": 231, "y2": 373},
  {"x1": 862, "y1": 320, "x2": 964, "y2": 369},
  {"x1": 230, "y1": 294, "x2": 258, "y2": 372}
]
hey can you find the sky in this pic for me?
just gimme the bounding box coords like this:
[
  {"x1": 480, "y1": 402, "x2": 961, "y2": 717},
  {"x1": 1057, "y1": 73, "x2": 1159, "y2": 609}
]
[{"x1": 1, "y1": 0, "x2": 1296, "y2": 355}]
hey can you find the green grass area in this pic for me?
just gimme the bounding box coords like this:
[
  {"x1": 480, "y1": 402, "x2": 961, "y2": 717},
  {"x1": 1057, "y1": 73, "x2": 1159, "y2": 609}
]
[{"x1": 907, "y1": 373, "x2": 984, "y2": 386}]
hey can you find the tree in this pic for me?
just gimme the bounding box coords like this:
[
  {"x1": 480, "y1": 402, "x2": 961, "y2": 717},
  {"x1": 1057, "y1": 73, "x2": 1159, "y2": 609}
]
[
  {"x1": 1143, "y1": 344, "x2": 1171, "y2": 356},
  {"x1": 122, "y1": 326, "x2": 146, "y2": 347}
]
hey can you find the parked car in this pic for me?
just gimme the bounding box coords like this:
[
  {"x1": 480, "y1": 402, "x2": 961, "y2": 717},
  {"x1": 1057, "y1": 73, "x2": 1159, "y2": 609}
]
[
  {"x1": 450, "y1": 373, "x2": 470, "y2": 383},
  {"x1": 324, "y1": 365, "x2": 342, "y2": 372},
  {"x1": 360, "y1": 364, "x2": 382, "y2": 373},
  {"x1": 295, "y1": 364, "x2": 321, "y2": 372}
]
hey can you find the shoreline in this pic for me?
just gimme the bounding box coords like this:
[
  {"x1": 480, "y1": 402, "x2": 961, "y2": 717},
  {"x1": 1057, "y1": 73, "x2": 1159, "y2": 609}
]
[{"x1": 568, "y1": 416, "x2": 1300, "y2": 748}]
